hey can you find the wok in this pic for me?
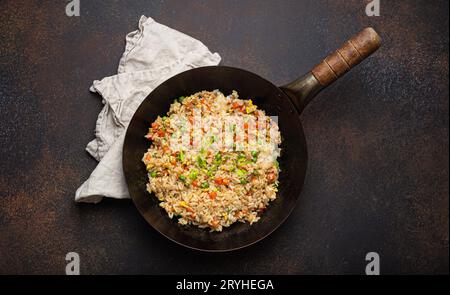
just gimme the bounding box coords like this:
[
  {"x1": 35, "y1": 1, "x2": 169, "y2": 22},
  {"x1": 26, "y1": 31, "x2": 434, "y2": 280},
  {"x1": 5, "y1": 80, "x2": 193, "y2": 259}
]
[{"x1": 123, "y1": 28, "x2": 381, "y2": 251}]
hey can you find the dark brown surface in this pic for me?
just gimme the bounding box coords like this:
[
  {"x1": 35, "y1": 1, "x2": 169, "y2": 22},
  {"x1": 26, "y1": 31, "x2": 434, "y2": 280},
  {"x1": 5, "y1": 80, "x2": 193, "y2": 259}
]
[{"x1": 0, "y1": 0, "x2": 448, "y2": 274}]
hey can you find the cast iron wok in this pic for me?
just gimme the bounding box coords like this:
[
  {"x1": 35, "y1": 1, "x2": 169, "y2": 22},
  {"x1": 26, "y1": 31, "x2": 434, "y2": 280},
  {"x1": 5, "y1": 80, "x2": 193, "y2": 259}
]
[{"x1": 123, "y1": 28, "x2": 381, "y2": 251}]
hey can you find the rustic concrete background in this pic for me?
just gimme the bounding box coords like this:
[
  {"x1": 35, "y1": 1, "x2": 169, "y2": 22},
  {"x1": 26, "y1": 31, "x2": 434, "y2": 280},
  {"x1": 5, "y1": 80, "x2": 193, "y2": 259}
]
[{"x1": 0, "y1": 0, "x2": 448, "y2": 274}]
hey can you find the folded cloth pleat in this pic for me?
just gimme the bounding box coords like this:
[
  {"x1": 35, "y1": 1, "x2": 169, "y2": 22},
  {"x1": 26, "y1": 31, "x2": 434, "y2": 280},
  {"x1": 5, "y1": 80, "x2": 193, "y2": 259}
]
[{"x1": 75, "y1": 16, "x2": 221, "y2": 203}]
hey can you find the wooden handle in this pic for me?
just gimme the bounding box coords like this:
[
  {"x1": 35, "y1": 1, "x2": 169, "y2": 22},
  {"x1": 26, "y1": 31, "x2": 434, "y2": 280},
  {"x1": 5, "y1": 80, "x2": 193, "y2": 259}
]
[{"x1": 312, "y1": 27, "x2": 381, "y2": 86}]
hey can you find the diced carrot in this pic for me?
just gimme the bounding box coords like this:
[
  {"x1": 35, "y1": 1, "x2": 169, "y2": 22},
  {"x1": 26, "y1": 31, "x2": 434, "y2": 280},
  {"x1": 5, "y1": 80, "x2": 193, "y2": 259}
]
[
  {"x1": 232, "y1": 102, "x2": 240, "y2": 109},
  {"x1": 244, "y1": 122, "x2": 249, "y2": 130},
  {"x1": 267, "y1": 172, "x2": 276, "y2": 183},
  {"x1": 214, "y1": 177, "x2": 223, "y2": 185},
  {"x1": 157, "y1": 130, "x2": 165, "y2": 137},
  {"x1": 192, "y1": 180, "x2": 199, "y2": 187},
  {"x1": 209, "y1": 191, "x2": 217, "y2": 200},
  {"x1": 210, "y1": 219, "x2": 219, "y2": 228},
  {"x1": 222, "y1": 178, "x2": 230, "y2": 186},
  {"x1": 151, "y1": 122, "x2": 159, "y2": 129}
]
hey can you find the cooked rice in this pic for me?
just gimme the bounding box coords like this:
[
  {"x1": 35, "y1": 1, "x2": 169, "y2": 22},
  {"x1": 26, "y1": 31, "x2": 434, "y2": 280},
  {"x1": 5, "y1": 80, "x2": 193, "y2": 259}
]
[{"x1": 142, "y1": 90, "x2": 281, "y2": 232}]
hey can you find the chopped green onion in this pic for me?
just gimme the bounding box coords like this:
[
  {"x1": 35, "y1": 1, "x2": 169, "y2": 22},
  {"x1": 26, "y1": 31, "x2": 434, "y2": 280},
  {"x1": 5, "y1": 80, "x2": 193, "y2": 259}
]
[
  {"x1": 189, "y1": 169, "x2": 199, "y2": 180},
  {"x1": 201, "y1": 182, "x2": 210, "y2": 189},
  {"x1": 179, "y1": 175, "x2": 186, "y2": 181},
  {"x1": 238, "y1": 159, "x2": 248, "y2": 165},
  {"x1": 237, "y1": 153, "x2": 246, "y2": 161},
  {"x1": 196, "y1": 156, "x2": 207, "y2": 168},
  {"x1": 210, "y1": 135, "x2": 216, "y2": 144},
  {"x1": 251, "y1": 151, "x2": 259, "y2": 163},
  {"x1": 178, "y1": 96, "x2": 186, "y2": 103},
  {"x1": 150, "y1": 171, "x2": 157, "y2": 177},
  {"x1": 274, "y1": 160, "x2": 279, "y2": 169},
  {"x1": 237, "y1": 153, "x2": 250, "y2": 165},
  {"x1": 214, "y1": 152, "x2": 222, "y2": 164},
  {"x1": 178, "y1": 150, "x2": 185, "y2": 162},
  {"x1": 207, "y1": 165, "x2": 218, "y2": 177},
  {"x1": 236, "y1": 169, "x2": 247, "y2": 178}
]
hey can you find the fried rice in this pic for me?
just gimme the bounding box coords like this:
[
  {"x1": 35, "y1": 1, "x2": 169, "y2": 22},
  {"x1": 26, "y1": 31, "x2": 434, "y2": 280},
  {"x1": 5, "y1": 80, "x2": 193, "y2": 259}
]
[{"x1": 142, "y1": 90, "x2": 281, "y2": 232}]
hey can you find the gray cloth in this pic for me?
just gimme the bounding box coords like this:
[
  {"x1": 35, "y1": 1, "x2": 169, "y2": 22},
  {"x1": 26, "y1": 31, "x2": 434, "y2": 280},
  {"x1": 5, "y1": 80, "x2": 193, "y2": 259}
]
[{"x1": 75, "y1": 16, "x2": 221, "y2": 203}]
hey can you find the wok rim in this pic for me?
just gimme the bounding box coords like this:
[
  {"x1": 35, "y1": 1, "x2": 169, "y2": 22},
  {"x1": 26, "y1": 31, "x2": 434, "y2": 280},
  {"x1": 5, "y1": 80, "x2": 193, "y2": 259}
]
[{"x1": 123, "y1": 65, "x2": 308, "y2": 252}]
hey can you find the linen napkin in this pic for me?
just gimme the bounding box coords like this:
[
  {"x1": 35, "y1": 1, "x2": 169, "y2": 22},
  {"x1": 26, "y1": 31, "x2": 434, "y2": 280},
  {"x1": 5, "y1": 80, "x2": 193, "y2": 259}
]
[{"x1": 75, "y1": 16, "x2": 221, "y2": 203}]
